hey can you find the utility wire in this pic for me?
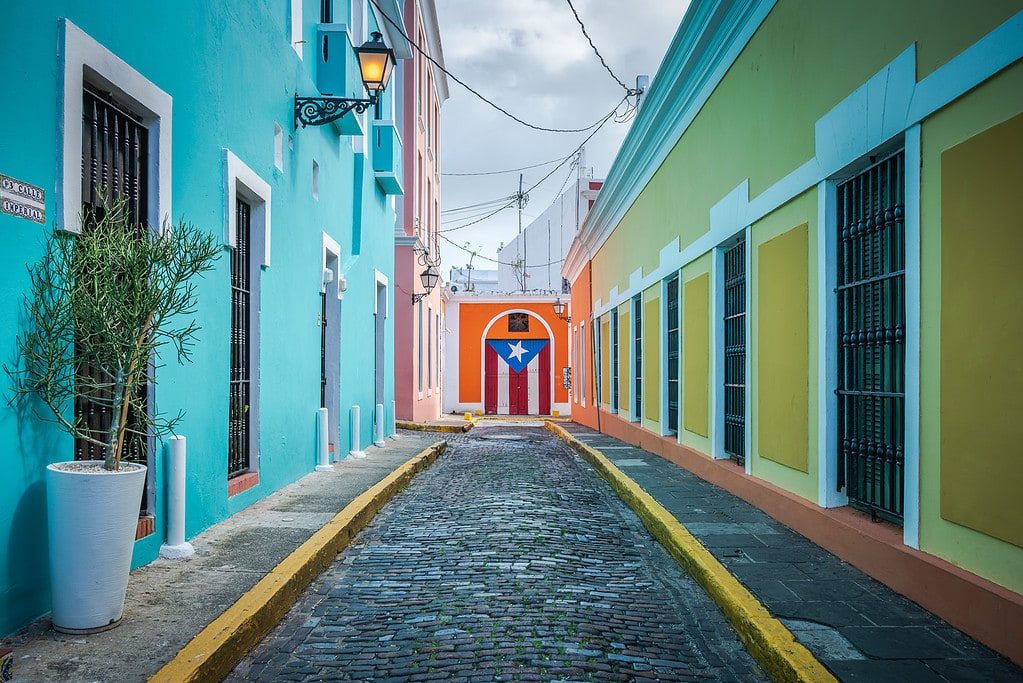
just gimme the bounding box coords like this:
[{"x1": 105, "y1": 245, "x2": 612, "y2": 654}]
[
  {"x1": 438, "y1": 95, "x2": 624, "y2": 235},
  {"x1": 565, "y1": 0, "x2": 642, "y2": 96},
  {"x1": 442, "y1": 196, "x2": 517, "y2": 215},
  {"x1": 442, "y1": 155, "x2": 569, "y2": 177},
  {"x1": 368, "y1": 0, "x2": 621, "y2": 134},
  {"x1": 441, "y1": 232, "x2": 566, "y2": 268}
]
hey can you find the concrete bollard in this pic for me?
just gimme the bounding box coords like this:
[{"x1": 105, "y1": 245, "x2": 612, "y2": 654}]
[
  {"x1": 389, "y1": 400, "x2": 398, "y2": 439},
  {"x1": 349, "y1": 405, "x2": 366, "y2": 459},
  {"x1": 160, "y1": 436, "x2": 194, "y2": 559},
  {"x1": 374, "y1": 403, "x2": 386, "y2": 447},
  {"x1": 316, "y1": 407, "x2": 332, "y2": 471}
]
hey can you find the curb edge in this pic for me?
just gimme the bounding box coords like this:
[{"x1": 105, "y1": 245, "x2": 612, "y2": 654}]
[
  {"x1": 545, "y1": 421, "x2": 836, "y2": 683},
  {"x1": 148, "y1": 440, "x2": 448, "y2": 683}
]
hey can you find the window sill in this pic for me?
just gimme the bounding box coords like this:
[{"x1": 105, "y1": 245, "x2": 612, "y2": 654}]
[{"x1": 228, "y1": 471, "x2": 259, "y2": 498}]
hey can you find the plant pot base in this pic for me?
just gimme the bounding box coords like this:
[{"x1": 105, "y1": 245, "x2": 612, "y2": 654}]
[{"x1": 52, "y1": 616, "x2": 122, "y2": 635}]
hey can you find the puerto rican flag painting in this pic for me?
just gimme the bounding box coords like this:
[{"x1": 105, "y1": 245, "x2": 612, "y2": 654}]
[{"x1": 484, "y1": 339, "x2": 551, "y2": 415}]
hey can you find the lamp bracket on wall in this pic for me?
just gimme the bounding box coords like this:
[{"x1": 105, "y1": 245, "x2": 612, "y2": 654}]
[{"x1": 295, "y1": 93, "x2": 376, "y2": 129}]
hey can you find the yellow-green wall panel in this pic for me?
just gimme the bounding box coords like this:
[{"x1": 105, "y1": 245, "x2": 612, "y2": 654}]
[
  {"x1": 940, "y1": 111, "x2": 1023, "y2": 549},
  {"x1": 590, "y1": 0, "x2": 1023, "y2": 304},
  {"x1": 643, "y1": 288, "x2": 660, "y2": 428},
  {"x1": 756, "y1": 224, "x2": 809, "y2": 473},
  {"x1": 919, "y1": 60, "x2": 1023, "y2": 593},
  {"x1": 683, "y1": 273, "x2": 710, "y2": 438}
]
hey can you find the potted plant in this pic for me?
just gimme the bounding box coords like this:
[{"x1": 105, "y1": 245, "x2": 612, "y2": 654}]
[{"x1": 7, "y1": 197, "x2": 220, "y2": 633}]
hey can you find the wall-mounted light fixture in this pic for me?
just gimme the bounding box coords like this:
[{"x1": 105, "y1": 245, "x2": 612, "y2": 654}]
[
  {"x1": 411, "y1": 242, "x2": 441, "y2": 304},
  {"x1": 552, "y1": 297, "x2": 571, "y2": 323},
  {"x1": 295, "y1": 32, "x2": 396, "y2": 128},
  {"x1": 412, "y1": 265, "x2": 440, "y2": 304}
]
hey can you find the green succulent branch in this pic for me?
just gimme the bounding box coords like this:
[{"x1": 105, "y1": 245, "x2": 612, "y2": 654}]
[{"x1": 7, "y1": 197, "x2": 221, "y2": 470}]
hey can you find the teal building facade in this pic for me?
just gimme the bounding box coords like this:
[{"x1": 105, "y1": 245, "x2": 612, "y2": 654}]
[{"x1": 0, "y1": 0, "x2": 409, "y2": 635}]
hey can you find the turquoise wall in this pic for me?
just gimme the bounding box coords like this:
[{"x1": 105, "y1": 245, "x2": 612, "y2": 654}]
[{"x1": 0, "y1": 0, "x2": 398, "y2": 635}]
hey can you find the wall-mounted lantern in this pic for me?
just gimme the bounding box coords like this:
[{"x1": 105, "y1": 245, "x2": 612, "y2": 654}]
[
  {"x1": 552, "y1": 297, "x2": 571, "y2": 323},
  {"x1": 295, "y1": 32, "x2": 395, "y2": 128}
]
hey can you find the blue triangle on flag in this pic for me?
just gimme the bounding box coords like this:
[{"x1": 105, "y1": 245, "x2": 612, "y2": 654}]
[{"x1": 487, "y1": 339, "x2": 549, "y2": 373}]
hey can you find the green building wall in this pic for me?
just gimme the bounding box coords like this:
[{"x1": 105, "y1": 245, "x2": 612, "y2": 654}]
[{"x1": 575, "y1": 0, "x2": 1023, "y2": 599}]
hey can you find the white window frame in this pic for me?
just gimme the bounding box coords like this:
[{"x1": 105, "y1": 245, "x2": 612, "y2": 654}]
[{"x1": 58, "y1": 19, "x2": 172, "y2": 234}]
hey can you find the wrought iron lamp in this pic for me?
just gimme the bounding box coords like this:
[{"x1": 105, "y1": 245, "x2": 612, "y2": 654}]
[
  {"x1": 412, "y1": 265, "x2": 440, "y2": 304},
  {"x1": 552, "y1": 297, "x2": 571, "y2": 323},
  {"x1": 295, "y1": 32, "x2": 396, "y2": 128},
  {"x1": 411, "y1": 241, "x2": 441, "y2": 304}
]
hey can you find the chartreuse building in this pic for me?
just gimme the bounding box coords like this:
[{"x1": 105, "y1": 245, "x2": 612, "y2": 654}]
[
  {"x1": 563, "y1": 0, "x2": 1023, "y2": 665},
  {"x1": 0, "y1": 0, "x2": 410, "y2": 636}
]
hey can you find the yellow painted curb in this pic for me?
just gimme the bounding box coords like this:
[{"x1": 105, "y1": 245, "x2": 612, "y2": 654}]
[
  {"x1": 149, "y1": 441, "x2": 447, "y2": 683},
  {"x1": 545, "y1": 422, "x2": 836, "y2": 683},
  {"x1": 396, "y1": 420, "x2": 473, "y2": 433}
]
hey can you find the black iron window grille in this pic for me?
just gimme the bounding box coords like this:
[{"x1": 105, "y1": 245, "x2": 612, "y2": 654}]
[
  {"x1": 724, "y1": 238, "x2": 747, "y2": 464},
  {"x1": 666, "y1": 275, "x2": 680, "y2": 435},
  {"x1": 229, "y1": 199, "x2": 252, "y2": 478},
  {"x1": 633, "y1": 295, "x2": 642, "y2": 419},
  {"x1": 837, "y1": 151, "x2": 906, "y2": 522},
  {"x1": 611, "y1": 308, "x2": 619, "y2": 413},
  {"x1": 77, "y1": 89, "x2": 149, "y2": 468}
]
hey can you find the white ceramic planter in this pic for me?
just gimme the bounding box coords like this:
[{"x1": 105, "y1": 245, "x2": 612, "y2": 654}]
[{"x1": 45, "y1": 461, "x2": 147, "y2": 634}]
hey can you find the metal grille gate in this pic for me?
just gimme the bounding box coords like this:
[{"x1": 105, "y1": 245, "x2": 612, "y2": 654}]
[
  {"x1": 229, "y1": 199, "x2": 252, "y2": 477},
  {"x1": 77, "y1": 89, "x2": 149, "y2": 467},
  {"x1": 666, "y1": 275, "x2": 680, "y2": 434},
  {"x1": 611, "y1": 308, "x2": 619, "y2": 412},
  {"x1": 723, "y1": 238, "x2": 746, "y2": 464},
  {"x1": 633, "y1": 295, "x2": 642, "y2": 419},
  {"x1": 837, "y1": 152, "x2": 906, "y2": 522}
]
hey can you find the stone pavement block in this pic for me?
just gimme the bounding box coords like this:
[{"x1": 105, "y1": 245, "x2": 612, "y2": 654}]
[
  {"x1": 770, "y1": 600, "x2": 875, "y2": 628},
  {"x1": 780, "y1": 578, "x2": 872, "y2": 602},
  {"x1": 839, "y1": 626, "x2": 963, "y2": 659},
  {"x1": 826, "y1": 659, "x2": 948, "y2": 683}
]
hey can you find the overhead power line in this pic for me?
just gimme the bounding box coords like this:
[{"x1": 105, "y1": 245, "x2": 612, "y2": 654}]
[
  {"x1": 438, "y1": 95, "x2": 625, "y2": 236},
  {"x1": 368, "y1": 0, "x2": 625, "y2": 134},
  {"x1": 442, "y1": 155, "x2": 569, "y2": 178},
  {"x1": 564, "y1": 0, "x2": 642, "y2": 96}
]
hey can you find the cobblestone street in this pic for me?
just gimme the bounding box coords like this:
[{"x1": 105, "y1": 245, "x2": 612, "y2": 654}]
[{"x1": 227, "y1": 423, "x2": 767, "y2": 682}]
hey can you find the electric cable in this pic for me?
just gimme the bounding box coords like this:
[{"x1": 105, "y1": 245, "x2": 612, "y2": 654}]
[
  {"x1": 368, "y1": 0, "x2": 624, "y2": 134},
  {"x1": 442, "y1": 155, "x2": 569, "y2": 177},
  {"x1": 564, "y1": 0, "x2": 639, "y2": 96}
]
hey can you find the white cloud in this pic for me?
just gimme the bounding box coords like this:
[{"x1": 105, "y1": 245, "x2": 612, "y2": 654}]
[{"x1": 434, "y1": 0, "x2": 690, "y2": 269}]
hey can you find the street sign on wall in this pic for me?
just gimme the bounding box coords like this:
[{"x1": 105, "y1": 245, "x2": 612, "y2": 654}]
[{"x1": 1, "y1": 174, "x2": 45, "y2": 224}]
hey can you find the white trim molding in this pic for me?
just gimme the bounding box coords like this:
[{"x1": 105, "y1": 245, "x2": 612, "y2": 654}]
[
  {"x1": 224, "y1": 149, "x2": 272, "y2": 267},
  {"x1": 58, "y1": 19, "x2": 172, "y2": 233}
]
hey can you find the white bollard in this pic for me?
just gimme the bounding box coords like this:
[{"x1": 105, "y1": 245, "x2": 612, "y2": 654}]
[
  {"x1": 316, "y1": 407, "x2": 332, "y2": 471},
  {"x1": 349, "y1": 405, "x2": 366, "y2": 458},
  {"x1": 389, "y1": 399, "x2": 399, "y2": 439},
  {"x1": 374, "y1": 403, "x2": 386, "y2": 447},
  {"x1": 160, "y1": 436, "x2": 194, "y2": 559}
]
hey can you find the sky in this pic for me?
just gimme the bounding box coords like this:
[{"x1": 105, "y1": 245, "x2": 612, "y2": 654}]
[{"x1": 432, "y1": 0, "x2": 691, "y2": 274}]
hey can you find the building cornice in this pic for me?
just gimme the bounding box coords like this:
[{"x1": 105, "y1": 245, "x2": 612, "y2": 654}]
[
  {"x1": 419, "y1": 0, "x2": 450, "y2": 102},
  {"x1": 563, "y1": 0, "x2": 776, "y2": 284},
  {"x1": 374, "y1": 0, "x2": 413, "y2": 59}
]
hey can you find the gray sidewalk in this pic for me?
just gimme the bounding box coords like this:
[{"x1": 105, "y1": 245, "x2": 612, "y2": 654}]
[
  {"x1": 1, "y1": 432, "x2": 442, "y2": 683},
  {"x1": 558, "y1": 422, "x2": 1023, "y2": 683}
]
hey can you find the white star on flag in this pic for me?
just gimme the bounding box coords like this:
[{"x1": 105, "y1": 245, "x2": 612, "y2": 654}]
[{"x1": 507, "y1": 341, "x2": 527, "y2": 362}]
